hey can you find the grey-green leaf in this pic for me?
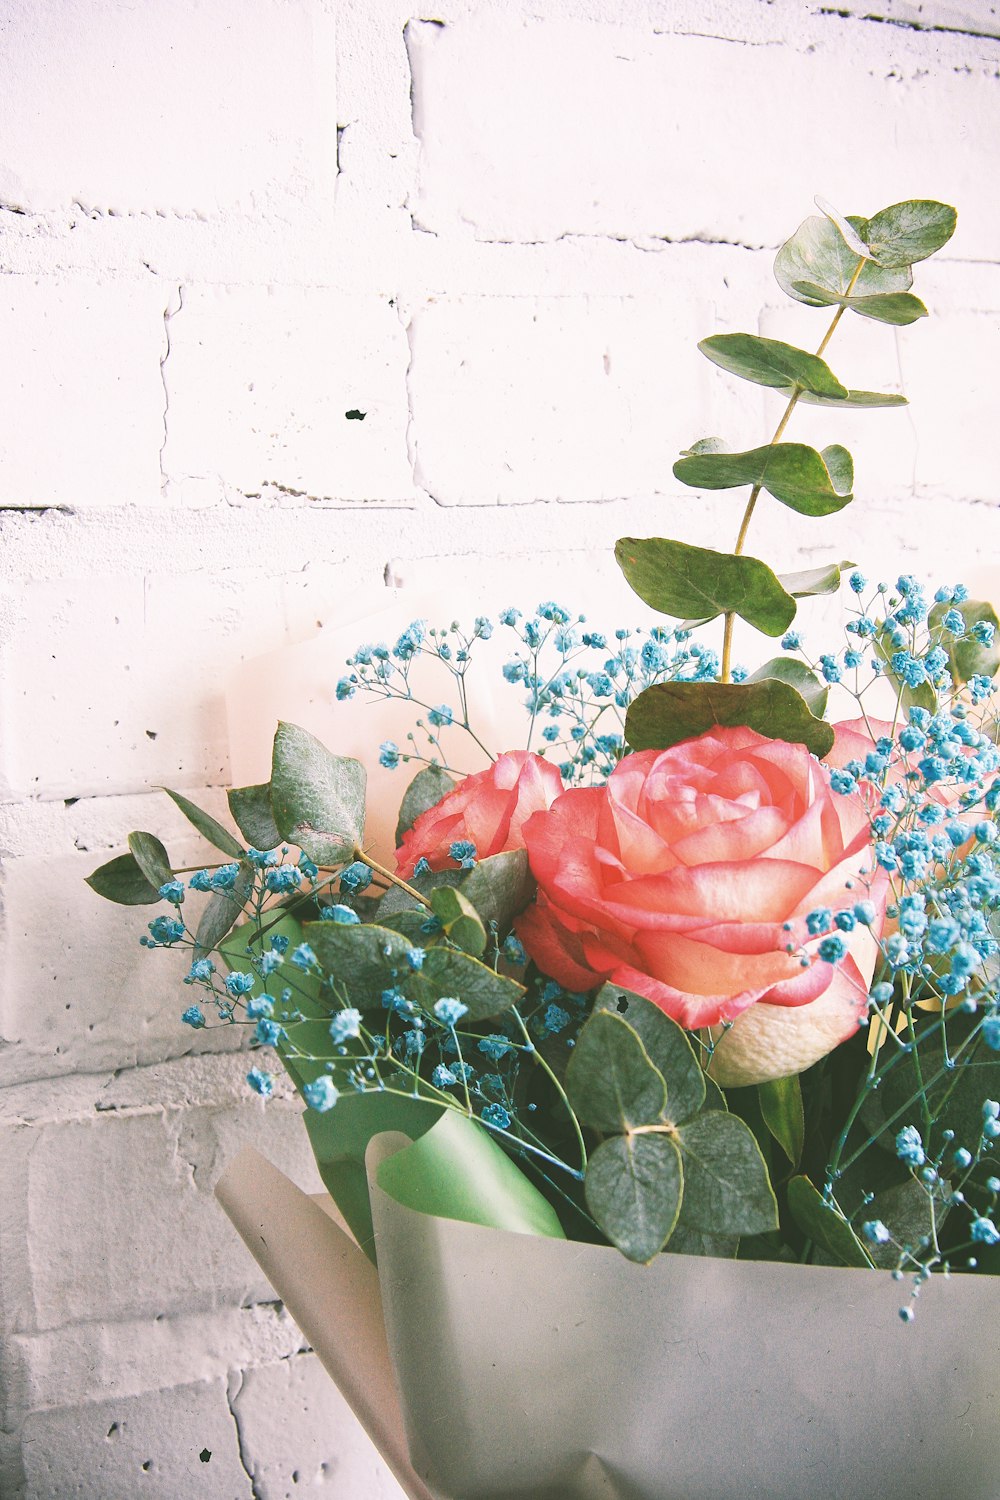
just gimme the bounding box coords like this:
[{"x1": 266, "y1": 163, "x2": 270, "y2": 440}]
[
  {"x1": 195, "y1": 860, "x2": 255, "y2": 957},
  {"x1": 746, "y1": 657, "x2": 828, "y2": 718},
  {"x1": 813, "y1": 195, "x2": 871, "y2": 259},
  {"x1": 417, "y1": 946, "x2": 525, "y2": 1021},
  {"x1": 306, "y1": 921, "x2": 412, "y2": 1002},
  {"x1": 625, "y1": 680, "x2": 835, "y2": 760},
  {"x1": 787, "y1": 1176, "x2": 872, "y2": 1269},
  {"x1": 592, "y1": 984, "x2": 705, "y2": 1124},
  {"x1": 774, "y1": 213, "x2": 913, "y2": 307},
  {"x1": 585, "y1": 1132, "x2": 683, "y2": 1264},
  {"x1": 675, "y1": 1111, "x2": 778, "y2": 1236},
  {"x1": 821, "y1": 443, "x2": 853, "y2": 497},
  {"x1": 160, "y1": 787, "x2": 245, "y2": 858},
  {"x1": 698, "y1": 333, "x2": 847, "y2": 400},
  {"x1": 86, "y1": 853, "x2": 162, "y2": 906},
  {"x1": 843, "y1": 292, "x2": 928, "y2": 327},
  {"x1": 428, "y1": 886, "x2": 487, "y2": 957},
  {"x1": 615, "y1": 537, "x2": 795, "y2": 637},
  {"x1": 228, "y1": 783, "x2": 282, "y2": 852},
  {"x1": 758, "y1": 1073, "x2": 805, "y2": 1168},
  {"x1": 394, "y1": 764, "x2": 455, "y2": 847},
  {"x1": 377, "y1": 849, "x2": 533, "y2": 932},
  {"x1": 566, "y1": 1011, "x2": 667, "y2": 1134},
  {"x1": 864, "y1": 199, "x2": 957, "y2": 269},
  {"x1": 673, "y1": 441, "x2": 853, "y2": 517},
  {"x1": 797, "y1": 387, "x2": 908, "y2": 409},
  {"x1": 271, "y1": 722, "x2": 366, "y2": 866},
  {"x1": 777, "y1": 560, "x2": 854, "y2": 599},
  {"x1": 127, "y1": 831, "x2": 173, "y2": 892}
]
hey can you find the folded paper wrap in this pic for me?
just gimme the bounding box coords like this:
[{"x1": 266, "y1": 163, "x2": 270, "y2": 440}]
[{"x1": 217, "y1": 1119, "x2": 999, "y2": 1500}]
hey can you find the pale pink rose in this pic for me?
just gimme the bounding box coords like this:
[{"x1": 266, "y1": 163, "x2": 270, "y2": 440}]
[
  {"x1": 395, "y1": 750, "x2": 565, "y2": 877},
  {"x1": 516, "y1": 727, "x2": 887, "y2": 1086}
]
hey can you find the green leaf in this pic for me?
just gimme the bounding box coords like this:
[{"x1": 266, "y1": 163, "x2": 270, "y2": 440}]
[
  {"x1": 376, "y1": 849, "x2": 534, "y2": 932},
  {"x1": 666, "y1": 1225, "x2": 739, "y2": 1258},
  {"x1": 625, "y1": 680, "x2": 835, "y2": 759},
  {"x1": 219, "y1": 913, "x2": 325, "y2": 1028},
  {"x1": 376, "y1": 908, "x2": 432, "y2": 943},
  {"x1": 864, "y1": 199, "x2": 957, "y2": 269},
  {"x1": 774, "y1": 213, "x2": 914, "y2": 308},
  {"x1": 228, "y1": 783, "x2": 282, "y2": 852},
  {"x1": 592, "y1": 984, "x2": 706, "y2": 1124},
  {"x1": 787, "y1": 1176, "x2": 872, "y2": 1268},
  {"x1": 270, "y1": 722, "x2": 366, "y2": 866},
  {"x1": 778, "y1": 560, "x2": 854, "y2": 599},
  {"x1": 159, "y1": 787, "x2": 245, "y2": 859},
  {"x1": 757, "y1": 1074, "x2": 804, "y2": 1167},
  {"x1": 306, "y1": 920, "x2": 412, "y2": 1002},
  {"x1": 821, "y1": 443, "x2": 853, "y2": 497},
  {"x1": 746, "y1": 657, "x2": 827, "y2": 717},
  {"x1": 194, "y1": 860, "x2": 255, "y2": 957},
  {"x1": 813, "y1": 195, "x2": 871, "y2": 259},
  {"x1": 127, "y1": 831, "x2": 173, "y2": 892},
  {"x1": 797, "y1": 387, "x2": 908, "y2": 409},
  {"x1": 584, "y1": 1132, "x2": 683, "y2": 1264},
  {"x1": 698, "y1": 333, "x2": 847, "y2": 400},
  {"x1": 429, "y1": 886, "x2": 487, "y2": 957},
  {"x1": 858, "y1": 1176, "x2": 952, "y2": 1270},
  {"x1": 615, "y1": 537, "x2": 795, "y2": 637},
  {"x1": 566, "y1": 1011, "x2": 667, "y2": 1134},
  {"x1": 840, "y1": 292, "x2": 928, "y2": 327},
  {"x1": 929, "y1": 598, "x2": 1000, "y2": 686},
  {"x1": 394, "y1": 764, "x2": 455, "y2": 847},
  {"x1": 673, "y1": 441, "x2": 853, "y2": 517},
  {"x1": 674, "y1": 1111, "x2": 779, "y2": 1235},
  {"x1": 418, "y1": 946, "x2": 525, "y2": 1022},
  {"x1": 85, "y1": 853, "x2": 162, "y2": 906}
]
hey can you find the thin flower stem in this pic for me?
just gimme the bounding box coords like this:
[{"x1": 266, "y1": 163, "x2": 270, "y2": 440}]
[
  {"x1": 352, "y1": 847, "x2": 432, "y2": 908},
  {"x1": 511, "y1": 1007, "x2": 588, "y2": 1175}
]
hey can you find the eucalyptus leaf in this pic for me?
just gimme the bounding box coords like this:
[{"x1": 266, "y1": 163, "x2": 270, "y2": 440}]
[
  {"x1": 85, "y1": 853, "x2": 162, "y2": 906},
  {"x1": 797, "y1": 387, "x2": 907, "y2": 409},
  {"x1": 774, "y1": 213, "x2": 914, "y2": 308},
  {"x1": 615, "y1": 537, "x2": 795, "y2": 637},
  {"x1": 584, "y1": 1132, "x2": 683, "y2": 1264},
  {"x1": 786, "y1": 1175, "x2": 872, "y2": 1269},
  {"x1": 929, "y1": 598, "x2": 1000, "y2": 686},
  {"x1": 127, "y1": 831, "x2": 173, "y2": 892},
  {"x1": 566, "y1": 1011, "x2": 667, "y2": 1134},
  {"x1": 674, "y1": 1111, "x2": 778, "y2": 1236},
  {"x1": 673, "y1": 441, "x2": 853, "y2": 517},
  {"x1": 378, "y1": 849, "x2": 533, "y2": 932},
  {"x1": 194, "y1": 860, "x2": 255, "y2": 957},
  {"x1": 821, "y1": 443, "x2": 853, "y2": 497},
  {"x1": 417, "y1": 946, "x2": 524, "y2": 1021},
  {"x1": 429, "y1": 886, "x2": 487, "y2": 957},
  {"x1": 864, "y1": 199, "x2": 957, "y2": 269},
  {"x1": 625, "y1": 680, "x2": 835, "y2": 759},
  {"x1": 698, "y1": 333, "x2": 847, "y2": 400},
  {"x1": 228, "y1": 782, "x2": 282, "y2": 852},
  {"x1": 270, "y1": 722, "x2": 366, "y2": 866},
  {"x1": 591, "y1": 984, "x2": 706, "y2": 1124},
  {"x1": 813, "y1": 195, "x2": 871, "y2": 259},
  {"x1": 305, "y1": 920, "x2": 413, "y2": 1002},
  {"x1": 777, "y1": 560, "x2": 853, "y2": 599},
  {"x1": 840, "y1": 292, "x2": 928, "y2": 327},
  {"x1": 758, "y1": 1073, "x2": 805, "y2": 1167},
  {"x1": 858, "y1": 1176, "x2": 952, "y2": 1270},
  {"x1": 395, "y1": 764, "x2": 455, "y2": 847},
  {"x1": 746, "y1": 657, "x2": 828, "y2": 718},
  {"x1": 666, "y1": 1225, "x2": 739, "y2": 1259},
  {"x1": 159, "y1": 787, "x2": 245, "y2": 859}
]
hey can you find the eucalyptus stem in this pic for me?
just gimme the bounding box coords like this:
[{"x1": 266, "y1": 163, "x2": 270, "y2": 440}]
[
  {"x1": 719, "y1": 255, "x2": 868, "y2": 684},
  {"x1": 352, "y1": 847, "x2": 432, "y2": 908}
]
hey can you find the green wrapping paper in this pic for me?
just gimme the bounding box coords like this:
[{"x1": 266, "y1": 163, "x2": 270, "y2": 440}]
[{"x1": 217, "y1": 1116, "x2": 1000, "y2": 1500}]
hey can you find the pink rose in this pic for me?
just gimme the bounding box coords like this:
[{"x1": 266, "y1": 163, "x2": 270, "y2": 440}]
[
  {"x1": 396, "y1": 750, "x2": 565, "y2": 876},
  {"x1": 516, "y1": 727, "x2": 887, "y2": 1086}
]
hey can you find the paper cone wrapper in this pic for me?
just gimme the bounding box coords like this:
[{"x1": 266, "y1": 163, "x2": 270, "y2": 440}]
[{"x1": 217, "y1": 1138, "x2": 1000, "y2": 1500}]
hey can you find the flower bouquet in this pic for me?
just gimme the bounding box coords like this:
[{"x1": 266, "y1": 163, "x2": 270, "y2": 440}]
[{"x1": 89, "y1": 197, "x2": 1000, "y2": 1499}]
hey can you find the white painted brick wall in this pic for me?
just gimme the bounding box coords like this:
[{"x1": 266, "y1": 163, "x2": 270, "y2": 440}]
[{"x1": 2, "y1": 1, "x2": 999, "y2": 1495}]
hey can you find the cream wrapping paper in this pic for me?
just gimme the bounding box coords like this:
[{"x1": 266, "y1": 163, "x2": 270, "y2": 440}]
[{"x1": 218, "y1": 1134, "x2": 999, "y2": 1500}]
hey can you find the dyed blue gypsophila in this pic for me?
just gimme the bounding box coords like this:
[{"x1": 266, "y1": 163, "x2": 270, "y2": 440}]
[
  {"x1": 255, "y1": 1018, "x2": 284, "y2": 1047},
  {"x1": 329, "y1": 1008, "x2": 362, "y2": 1044},
  {"x1": 432, "y1": 1064, "x2": 457, "y2": 1088},
  {"x1": 303, "y1": 1076, "x2": 339, "y2": 1112},
  {"x1": 829, "y1": 769, "x2": 857, "y2": 796},
  {"x1": 503, "y1": 934, "x2": 528, "y2": 965},
  {"x1": 843, "y1": 649, "x2": 864, "y2": 670},
  {"x1": 185, "y1": 957, "x2": 216, "y2": 984},
  {"x1": 780, "y1": 630, "x2": 802, "y2": 650},
  {"x1": 586, "y1": 672, "x2": 615, "y2": 697},
  {"x1": 818, "y1": 935, "x2": 848, "y2": 964},
  {"x1": 427, "y1": 704, "x2": 454, "y2": 728},
  {"x1": 264, "y1": 865, "x2": 301, "y2": 893},
  {"x1": 399, "y1": 1029, "x2": 426, "y2": 1060},
  {"x1": 982, "y1": 1017, "x2": 1000, "y2": 1051},
  {"x1": 862, "y1": 1219, "x2": 891, "y2": 1245},
  {"x1": 158, "y1": 879, "x2": 185, "y2": 905},
  {"x1": 849, "y1": 571, "x2": 867, "y2": 593},
  {"x1": 246, "y1": 1067, "x2": 274, "y2": 1098},
  {"x1": 499, "y1": 607, "x2": 521, "y2": 626},
  {"x1": 406, "y1": 946, "x2": 425, "y2": 971},
  {"x1": 538, "y1": 601, "x2": 572, "y2": 624},
  {"x1": 270, "y1": 935, "x2": 290, "y2": 955},
  {"x1": 247, "y1": 847, "x2": 279, "y2": 867},
  {"x1": 542, "y1": 1004, "x2": 571, "y2": 1035},
  {"x1": 393, "y1": 621, "x2": 426, "y2": 659},
  {"x1": 870, "y1": 982, "x2": 894, "y2": 1006},
  {"x1": 336, "y1": 674, "x2": 357, "y2": 701},
  {"x1": 340, "y1": 861, "x2": 373, "y2": 894},
  {"x1": 953, "y1": 1147, "x2": 974, "y2": 1170},
  {"x1": 478, "y1": 1034, "x2": 516, "y2": 1061},
  {"x1": 473, "y1": 615, "x2": 493, "y2": 639},
  {"x1": 320, "y1": 904, "x2": 361, "y2": 924},
  {"x1": 290, "y1": 943, "x2": 317, "y2": 971},
  {"x1": 145, "y1": 916, "x2": 186, "y2": 946},
  {"x1": 891, "y1": 652, "x2": 927, "y2": 689},
  {"x1": 481, "y1": 1103, "x2": 512, "y2": 1130},
  {"x1": 971, "y1": 1216, "x2": 1000, "y2": 1246},
  {"x1": 899, "y1": 725, "x2": 926, "y2": 752},
  {"x1": 819, "y1": 654, "x2": 842, "y2": 684},
  {"x1": 541, "y1": 724, "x2": 560, "y2": 742},
  {"x1": 834, "y1": 911, "x2": 856, "y2": 932},
  {"x1": 246, "y1": 995, "x2": 274, "y2": 1020},
  {"x1": 503, "y1": 660, "x2": 527, "y2": 684},
  {"x1": 225, "y1": 971, "x2": 255, "y2": 997},
  {"x1": 379, "y1": 741, "x2": 401, "y2": 769},
  {"x1": 853, "y1": 901, "x2": 878, "y2": 927},
  {"x1": 449, "y1": 840, "x2": 477, "y2": 869},
  {"x1": 434, "y1": 996, "x2": 469, "y2": 1026},
  {"x1": 896, "y1": 1126, "x2": 926, "y2": 1168},
  {"x1": 189, "y1": 869, "x2": 213, "y2": 891},
  {"x1": 211, "y1": 863, "x2": 241, "y2": 891},
  {"x1": 182, "y1": 1006, "x2": 206, "y2": 1029},
  {"x1": 806, "y1": 909, "x2": 832, "y2": 936},
  {"x1": 973, "y1": 620, "x2": 996, "y2": 646}
]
